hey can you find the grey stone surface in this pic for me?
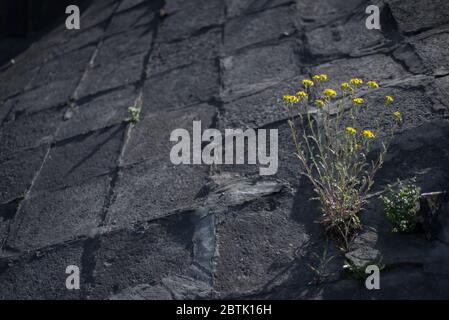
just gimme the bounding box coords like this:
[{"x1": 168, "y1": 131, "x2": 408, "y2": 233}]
[
  {"x1": 123, "y1": 103, "x2": 216, "y2": 165},
  {"x1": 305, "y1": 16, "x2": 387, "y2": 59},
  {"x1": 57, "y1": 86, "x2": 138, "y2": 141},
  {"x1": 1, "y1": 0, "x2": 449, "y2": 300},
  {"x1": 224, "y1": 6, "x2": 297, "y2": 53},
  {"x1": 87, "y1": 213, "x2": 195, "y2": 298},
  {"x1": 388, "y1": 0, "x2": 449, "y2": 34},
  {"x1": 0, "y1": 242, "x2": 85, "y2": 299},
  {"x1": 0, "y1": 107, "x2": 61, "y2": 156},
  {"x1": 226, "y1": 0, "x2": 293, "y2": 18},
  {"x1": 222, "y1": 41, "x2": 301, "y2": 99},
  {"x1": 148, "y1": 27, "x2": 221, "y2": 75},
  {"x1": 8, "y1": 176, "x2": 109, "y2": 251},
  {"x1": 0, "y1": 145, "x2": 48, "y2": 204},
  {"x1": 33, "y1": 125, "x2": 125, "y2": 192},
  {"x1": 107, "y1": 161, "x2": 209, "y2": 227},
  {"x1": 142, "y1": 61, "x2": 219, "y2": 114},
  {"x1": 157, "y1": 0, "x2": 224, "y2": 41},
  {"x1": 411, "y1": 31, "x2": 449, "y2": 76}
]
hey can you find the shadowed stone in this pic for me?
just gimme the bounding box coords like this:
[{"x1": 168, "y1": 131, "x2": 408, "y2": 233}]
[
  {"x1": 388, "y1": 0, "x2": 449, "y2": 34},
  {"x1": 8, "y1": 176, "x2": 110, "y2": 251},
  {"x1": 57, "y1": 86, "x2": 138, "y2": 141},
  {"x1": 148, "y1": 27, "x2": 221, "y2": 75},
  {"x1": 0, "y1": 108, "x2": 61, "y2": 156},
  {"x1": 224, "y1": 6, "x2": 297, "y2": 53},
  {"x1": 411, "y1": 31, "x2": 449, "y2": 76},
  {"x1": 214, "y1": 191, "x2": 309, "y2": 297},
  {"x1": 226, "y1": 0, "x2": 293, "y2": 18},
  {"x1": 123, "y1": 103, "x2": 216, "y2": 165},
  {"x1": 306, "y1": 17, "x2": 387, "y2": 59},
  {"x1": 33, "y1": 124, "x2": 125, "y2": 192},
  {"x1": 0, "y1": 242, "x2": 85, "y2": 299},
  {"x1": 107, "y1": 161, "x2": 209, "y2": 227},
  {"x1": 0, "y1": 145, "x2": 48, "y2": 204},
  {"x1": 87, "y1": 213, "x2": 195, "y2": 298},
  {"x1": 157, "y1": 0, "x2": 224, "y2": 42},
  {"x1": 142, "y1": 61, "x2": 219, "y2": 114},
  {"x1": 222, "y1": 41, "x2": 301, "y2": 99}
]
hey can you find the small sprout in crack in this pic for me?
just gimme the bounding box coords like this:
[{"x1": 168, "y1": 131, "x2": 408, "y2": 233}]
[
  {"x1": 127, "y1": 106, "x2": 140, "y2": 123},
  {"x1": 159, "y1": 8, "x2": 170, "y2": 18},
  {"x1": 18, "y1": 191, "x2": 27, "y2": 200},
  {"x1": 308, "y1": 246, "x2": 335, "y2": 285},
  {"x1": 381, "y1": 179, "x2": 421, "y2": 233}
]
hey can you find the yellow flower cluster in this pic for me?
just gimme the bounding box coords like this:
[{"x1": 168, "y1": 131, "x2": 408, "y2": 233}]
[
  {"x1": 283, "y1": 95, "x2": 299, "y2": 104},
  {"x1": 313, "y1": 74, "x2": 328, "y2": 82},
  {"x1": 350, "y1": 78, "x2": 363, "y2": 86},
  {"x1": 367, "y1": 81, "x2": 379, "y2": 89},
  {"x1": 352, "y1": 98, "x2": 365, "y2": 105},
  {"x1": 303, "y1": 79, "x2": 314, "y2": 87},
  {"x1": 386, "y1": 95, "x2": 394, "y2": 103},
  {"x1": 346, "y1": 127, "x2": 357, "y2": 135},
  {"x1": 362, "y1": 130, "x2": 375, "y2": 139},
  {"x1": 315, "y1": 99, "x2": 326, "y2": 108},
  {"x1": 296, "y1": 91, "x2": 308, "y2": 99},
  {"x1": 341, "y1": 82, "x2": 352, "y2": 91},
  {"x1": 323, "y1": 88, "x2": 337, "y2": 98},
  {"x1": 393, "y1": 111, "x2": 401, "y2": 120}
]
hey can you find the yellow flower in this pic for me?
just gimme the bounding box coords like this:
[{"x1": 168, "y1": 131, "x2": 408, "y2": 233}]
[
  {"x1": 362, "y1": 130, "x2": 375, "y2": 139},
  {"x1": 386, "y1": 95, "x2": 394, "y2": 103},
  {"x1": 313, "y1": 74, "x2": 328, "y2": 82},
  {"x1": 303, "y1": 79, "x2": 314, "y2": 87},
  {"x1": 283, "y1": 95, "x2": 299, "y2": 104},
  {"x1": 315, "y1": 99, "x2": 326, "y2": 108},
  {"x1": 341, "y1": 82, "x2": 352, "y2": 91},
  {"x1": 346, "y1": 127, "x2": 357, "y2": 135},
  {"x1": 323, "y1": 88, "x2": 337, "y2": 98},
  {"x1": 352, "y1": 97, "x2": 365, "y2": 105},
  {"x1": 296, "y1": 91, "x2": 308, "y2": 99},
  {"x1": 367, "y1": 81, "x2": 379, "y2": 89},
  {"x1": 350, "y1": 78, "x2": 363, "y2": 86},
  {"x1": 393, "y1": 111, "x2": 401, "y2": 120},
  {"x1": 355, "y1": 144, "x2": 361, "y2": 151}
]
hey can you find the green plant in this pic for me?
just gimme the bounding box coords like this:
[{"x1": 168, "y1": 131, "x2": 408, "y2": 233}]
[
  {"x1": 308, "y1": 245, "x2": 335, "y2": 285},
  {"x1": 381, "y1": 179, "x2": 421, "y2": 233},
  {"x1": 127, "y1": 106, "x2": 140, "y2": 123},
  {"x1": 282, "y1": 75, "x2": 401, "y2": 249}
]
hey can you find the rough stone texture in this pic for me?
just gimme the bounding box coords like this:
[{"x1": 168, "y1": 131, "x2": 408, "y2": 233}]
[
  {"x1": 1, "y1": 0, "x2": 449, "y2": 300},
  {"x1": 143, "y1": 61, "x2": 220, "y2": 114},
  {"x1": 33, "y1": 125, "x2": 125, "y2": 192},
  {"x1": 57, "y1": 86, "x2": 138, "y2": 141},
  {"x1": 221, "y1": 40, "x2": 301, "y2": 99},
  {"x1": 0, "y1": 145, "x2": 49, "y2": 204},
  {"x1": 388, "y1": 0, "x2": 449, "y2": 34},
  {"x1": 224, "y1": 5, "x2": 297, "y2": 53},
  {"x1": 411, "y1": 30, "x2": 449, "y2": 76},
  {"x1": 0, "y1": 107, "x2": 61, "y2": 156},
  {"x1": 123, "y1": 103, "x2": 216, "y2": 165},
  {"x1": 107, "y1": 161, "x2": 209, "y2": 227},
  {"x1": 8, "y1": 176, "x2": 110, "y2": 251},
  {"x1": 148, "y1": 27, "x2": 221, "y2": 75}
]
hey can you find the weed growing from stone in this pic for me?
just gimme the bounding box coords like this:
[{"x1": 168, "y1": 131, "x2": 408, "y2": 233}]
[
  {"x1": 127, "y1": 106, "x2": 140, "y2": 123},
  {"x1": 381, "y1": 179, "x2": 421, "y2": 233},
  {"x1": 308, "y1": 245, "x2": 335, "y2": 285},
  {"x1": 282, "y1": 75, "x2": 401, "y2": 249}
]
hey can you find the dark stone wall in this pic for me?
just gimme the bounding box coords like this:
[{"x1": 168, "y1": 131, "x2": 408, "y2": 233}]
[{"x1": 0, "y1": 0, "x2": 88, "y2": 38}]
